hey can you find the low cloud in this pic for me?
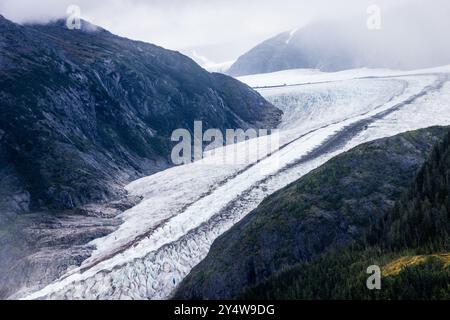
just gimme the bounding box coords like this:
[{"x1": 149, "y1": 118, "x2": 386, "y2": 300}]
[{"x1": 1, "y1": 0, "x2": 445, "y2": 64}]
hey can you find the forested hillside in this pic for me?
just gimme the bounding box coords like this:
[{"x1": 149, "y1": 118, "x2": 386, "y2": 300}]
[
  {"x1": 175, "y1": 127, "x2": 449, "y2": 299},
  {"x1": 242, "y1": 130, "x2": 450, "y2": 300}
]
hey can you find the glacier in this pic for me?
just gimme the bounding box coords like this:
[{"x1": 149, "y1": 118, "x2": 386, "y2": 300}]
[{"x1": 24, "y1": 66, "x2": 450, "y2": 300}]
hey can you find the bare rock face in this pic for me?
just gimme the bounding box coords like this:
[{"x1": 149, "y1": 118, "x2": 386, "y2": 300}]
[{"x1": 0, "y1": 197, "x2": 140, "y2": 299}]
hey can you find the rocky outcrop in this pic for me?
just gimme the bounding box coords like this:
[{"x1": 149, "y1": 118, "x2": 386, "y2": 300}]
[{"x1": 0, "y1": 197, "x2": 141, "y2": 299}]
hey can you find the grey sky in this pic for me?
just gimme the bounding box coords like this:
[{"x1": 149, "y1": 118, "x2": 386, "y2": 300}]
[{"x1": 0, "y1": 0, "x2": 438, "y2": 64}]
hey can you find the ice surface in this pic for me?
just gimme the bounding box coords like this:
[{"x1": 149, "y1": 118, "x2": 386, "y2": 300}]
[{"x1": 237, "y1": 65, "x2": 450, "y2": 88}]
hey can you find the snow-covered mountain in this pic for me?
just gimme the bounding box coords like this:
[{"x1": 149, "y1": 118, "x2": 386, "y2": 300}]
[
  {"x1": 22, "y1": 65, "x2": 450, "y2": 300},
  {"x1": 189, "y1": 50, "x2": 235, "y2": 73},
  {"x1": 228, "y1": 2, "x2": 450, "y2": 76}
]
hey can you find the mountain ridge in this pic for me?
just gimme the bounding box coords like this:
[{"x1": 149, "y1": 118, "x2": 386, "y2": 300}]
[
  {"x1": 228, "y1": 4, "x2": 450, "y2": 77},
  {"x1": 0, "y1": 15, "x2": 281, "y2": 215}
]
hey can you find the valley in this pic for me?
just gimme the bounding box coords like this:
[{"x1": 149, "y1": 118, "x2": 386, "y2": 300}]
[{"x1": 22, "y1": 66, "x2": 450, "y2": 300}]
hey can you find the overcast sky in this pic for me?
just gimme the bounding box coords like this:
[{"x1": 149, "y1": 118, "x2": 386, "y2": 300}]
[{"x1": 0, "y1": 0, "x2": 433, "y2": 64}]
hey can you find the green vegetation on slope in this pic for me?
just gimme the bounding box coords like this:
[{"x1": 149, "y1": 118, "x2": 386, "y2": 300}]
[
  {"x1": 241, "y1": 129, "x2": 450, "y2": 300},
  {"x1": 175, "y1": 126, "x2": 449, "y2": 300}
]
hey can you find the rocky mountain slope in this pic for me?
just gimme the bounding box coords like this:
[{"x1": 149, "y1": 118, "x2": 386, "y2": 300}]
[
  {"x1": 174, "y1": 126, "x2": 449, "y2": 299},
  {"x1": 0, "y1": 15, "x2": 280, "y2": 216}
]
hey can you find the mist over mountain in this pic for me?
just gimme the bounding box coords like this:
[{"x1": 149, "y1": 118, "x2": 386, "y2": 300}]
[{"x1": 228, "y1": 2, "x2": 450, "y2": 76}]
